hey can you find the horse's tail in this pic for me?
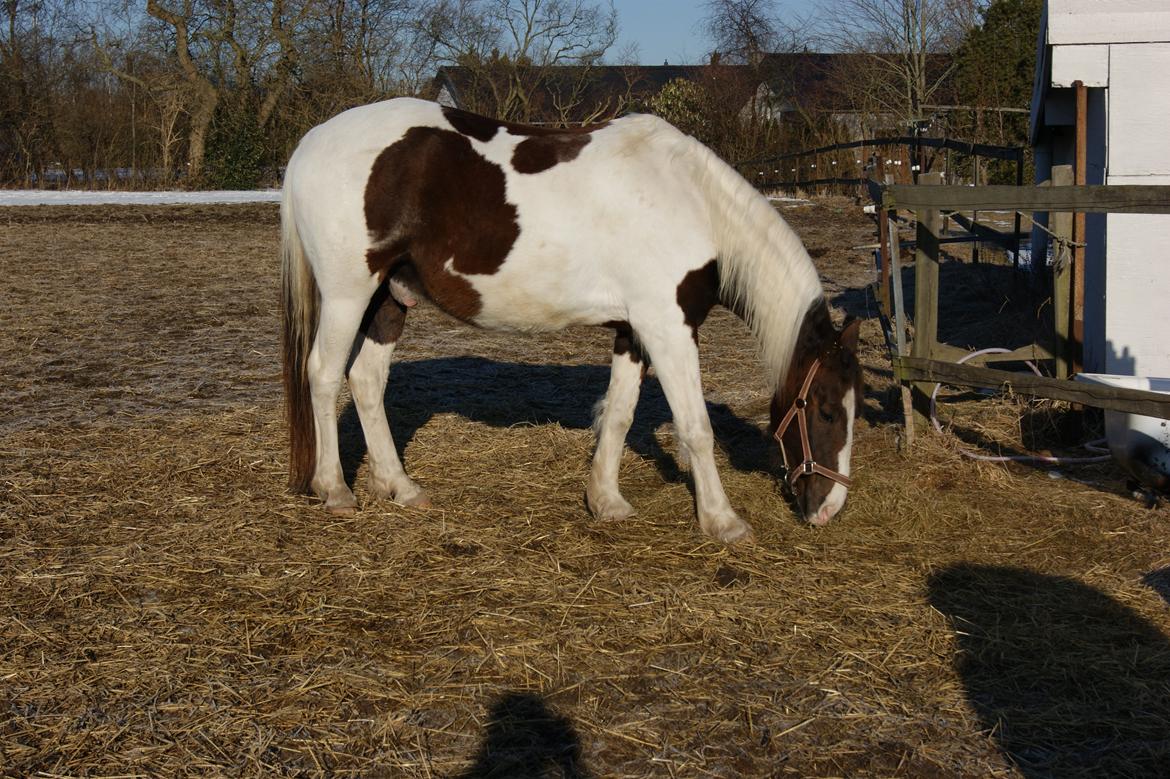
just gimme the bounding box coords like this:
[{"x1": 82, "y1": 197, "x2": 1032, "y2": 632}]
[{"x1": 280, "y1": 172, "x2": 318, "y2": 494}]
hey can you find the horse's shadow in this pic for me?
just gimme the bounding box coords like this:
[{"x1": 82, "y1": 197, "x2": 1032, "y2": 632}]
[{"x1": 337, "y1": 356, "x2": 776, "y2": 489}]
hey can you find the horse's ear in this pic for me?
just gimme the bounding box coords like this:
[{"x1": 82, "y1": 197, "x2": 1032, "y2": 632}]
[{"x1": 840, "y1": 316, "x2": 861, "y2": 353}]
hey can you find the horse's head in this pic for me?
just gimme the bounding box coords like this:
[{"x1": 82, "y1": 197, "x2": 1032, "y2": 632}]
[{"x1": 769, "y1": 315, "x2": 862, "y2": 526}]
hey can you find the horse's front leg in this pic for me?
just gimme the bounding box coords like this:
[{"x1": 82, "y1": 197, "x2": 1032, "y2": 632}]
[
  {"x1": 636, "y1": 325, "x2": 753, "y2": 543},
  {"x1": 587, "y1": 329, "x2": 644, "y2": 521}
]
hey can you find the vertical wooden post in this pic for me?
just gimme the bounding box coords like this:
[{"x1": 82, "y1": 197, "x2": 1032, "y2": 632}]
[
  {"x1": 1013, "y1": 148, "x2": 1025, "y2": 270},
  {"x1": 970, "y1": 154, "x2": 981, "y2": 264},
  {"x1": 1051, "y1": 164, "x2": 1074, "y2": 380},
  {"x1": 888, "y1": 212, "x2": 915, "y2": 447},
  {"x1": 941, "y1": 146, "x2": 951, "y2": 234},
  {"x1": 910, "y1": 172, "x2": 943, "y2": 434},
  {"x1": 877, "y1": 195, "x2": 892, "y2": 315},
  {"x1": 1073, "y1": 80, "x2": 1088, "y2": 374}
]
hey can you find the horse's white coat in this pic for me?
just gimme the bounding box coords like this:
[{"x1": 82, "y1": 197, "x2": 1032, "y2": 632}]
[{"x1": 283, "y1": 97, "x2": 847, "y2": 537}]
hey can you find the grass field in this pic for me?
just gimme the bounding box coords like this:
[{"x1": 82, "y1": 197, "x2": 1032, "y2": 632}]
[{"x1": 2, "y1": 201, "x2": 1168, "y2": 777}]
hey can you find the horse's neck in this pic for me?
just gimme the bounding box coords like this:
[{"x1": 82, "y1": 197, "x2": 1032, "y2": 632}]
[{"x1": 692, "y1": 147, "x2": 822, "y2": 388}]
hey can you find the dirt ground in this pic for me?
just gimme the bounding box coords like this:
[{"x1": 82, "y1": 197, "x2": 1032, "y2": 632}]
[{"x1": 1, "y1": 200, "x2": 1168, "y2": 778}]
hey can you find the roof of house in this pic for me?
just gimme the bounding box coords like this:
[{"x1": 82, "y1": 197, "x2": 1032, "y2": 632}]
[{"x1": 431, "y1": 51, "x2": 954, "y2": 124}]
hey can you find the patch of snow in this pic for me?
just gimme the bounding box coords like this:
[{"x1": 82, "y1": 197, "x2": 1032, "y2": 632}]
[
  {"x1": 766, "y1": 194, "x2": 813, "y2": 207},
  {"x1": 0, "y1": 190, "x2": 282, "y2": 206}
]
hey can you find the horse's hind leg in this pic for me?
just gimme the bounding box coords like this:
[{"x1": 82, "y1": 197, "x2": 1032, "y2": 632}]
[
  {"x1": 587, "y1": 331, "x2": 644, "y2": 521},
  {"x1": 347, "y1": 290, "x2": 429, "y2": 508},
  {"x1": 309, "y1": 295, "x2": 369, "y2": 514},
  {"x1": 634, "y1": 326, "x2": 753, "y2": 543}
]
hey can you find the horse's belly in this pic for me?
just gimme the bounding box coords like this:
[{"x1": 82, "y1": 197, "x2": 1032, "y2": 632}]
[{"x1": 462, "y1": 255, "x2": 622, "y2": 331}]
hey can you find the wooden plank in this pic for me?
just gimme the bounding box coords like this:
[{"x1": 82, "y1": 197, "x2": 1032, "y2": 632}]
[
  {"x1": 893, "y1": 356, "x2": 1170, "y2": 420},
  {"x1": 884, "y1": 184, "x2": 1170, "y2": 213},
  {"x1": 1013, "y1": 154, "x2": 1024, "y2": 268},
  {"x1": 889, "y1": 216, "x2": 909, "y2": 357},
  {"x1": 930, "y1": 342, "x2": 1054, "y2": 365},
  {"x1": 1073, "y1": 81, "x2": 1088, "y2": 375},
  {"x1": 877, "y1": 199, "x2": 892, "y2": 314},
  {"x1": 947, "y1": 211, "x2": 1017, "y2": 249},
  {"x1": 971, "y1": 155, "x2": 981, "y2": 264},
  {"x1": 888, "y1": 213, "x2": 914, "y2": 446},
  {"x1": 910, "y1": 173, "x2": 943, "y2": 432}
]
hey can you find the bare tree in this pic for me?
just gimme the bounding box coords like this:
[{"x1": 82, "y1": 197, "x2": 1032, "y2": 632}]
[
  {"x1": 422, "y1": 0, "x2": 618, "y2": 122},
  {"x1": 1, "y1": 0, "x2": 67, "y2": 182},
  {"x1": 89, "y1": 0, "x2": 310, "y2": 179},
  {"x1": 702, "y1": 0, "x2": 783, "y2": 66},
  {"x1": 818, "y1": 0, "x2": 977, "y2": 129}
]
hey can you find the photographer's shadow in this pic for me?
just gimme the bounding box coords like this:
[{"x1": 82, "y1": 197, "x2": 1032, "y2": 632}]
[{"x1": 458, "y1": 691, "x2": 591, "y2": 779}]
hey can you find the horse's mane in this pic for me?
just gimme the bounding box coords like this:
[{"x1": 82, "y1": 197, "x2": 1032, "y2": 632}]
[{"x1": 642, "y1": 120, "x2": 823, "y2": 389}]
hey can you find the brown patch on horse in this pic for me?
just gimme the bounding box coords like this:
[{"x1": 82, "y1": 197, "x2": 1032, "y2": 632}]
[
  {"x1": 364, "y1": 126, "x2": 520, "y2": 321},
  {"x1": 360, "y1": 280, "x2": 407, "y2": 345},
  {"x1": 512, "y1": 135, "x2": 592, "y2": 174},
  {"x1": 675, "y1": 260, "x2": 721, "y2": 342},
  {"x1": 606, "y1": 320, "x2": 642, "y2": 364}
]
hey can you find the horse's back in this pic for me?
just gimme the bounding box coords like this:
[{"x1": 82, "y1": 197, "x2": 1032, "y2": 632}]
[{"x1": 285, "y1": 99, "x2": 717, "y2": 328}]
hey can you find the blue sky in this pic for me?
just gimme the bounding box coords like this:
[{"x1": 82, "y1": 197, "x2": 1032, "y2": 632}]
[{"x1": 611, "y1": 0, "x2": 821, "y2": 65}]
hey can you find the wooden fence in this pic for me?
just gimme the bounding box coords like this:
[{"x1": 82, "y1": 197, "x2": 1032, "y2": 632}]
[
  {"x1": 749, "y1": 133, "x2": 1170, "y2": 444},
  {"x1": 736, "y1": 135, "x2": 1024, "y2": 196},
  {"x1": 875, "y1": 175, "x2": 1170, "y2": 441}
]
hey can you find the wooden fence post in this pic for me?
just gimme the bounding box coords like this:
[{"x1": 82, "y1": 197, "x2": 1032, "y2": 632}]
[
  {"x1": 1051, "y1": 165, "x2": 1074, "y2": 379},
  {"x1": 1073, "y1": 80, "x2": 1088, "y2": 374},
  {"x1": 910, "y1": 172, "x2": 944, "y2": 434},
  {"x1": 877, "y1": 193, "x2": 893, "y2": 315},
  {"x1": 1013, "y1": 148, "x2": 1025, "y2": 270},
  {"x1": 970, "y1": 154, "x2": 981, "y2": 264}
]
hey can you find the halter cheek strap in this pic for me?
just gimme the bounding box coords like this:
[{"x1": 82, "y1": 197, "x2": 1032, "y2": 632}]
[{"x1": 773, "y1": 358, "x2": 853, "y2": 489}]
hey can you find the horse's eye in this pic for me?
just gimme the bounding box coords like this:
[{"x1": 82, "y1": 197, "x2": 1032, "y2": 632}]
[{"x1": 819, "y1": 408, "x2": 835, "y2": 424}]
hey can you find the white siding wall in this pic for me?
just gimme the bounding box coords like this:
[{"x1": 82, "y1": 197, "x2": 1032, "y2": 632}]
[{"x1": 1104, "y1": 43, "x2": 1170, "y2": 378}]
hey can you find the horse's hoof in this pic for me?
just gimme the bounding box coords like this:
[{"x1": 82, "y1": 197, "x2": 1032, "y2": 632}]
[
  {"x1": 319, "y1": 486, "x2": 358, "y2": 515},
  {"x1": 397, "y1": 489, "x2": 432, "y2": 509},
  {"x1": 704, "y1": 515, "x2": 754, "y2": 544},
  {"x1": 586, "y1": 490, "x2": 635, "y2": 521},
  {"x1": 324, "y1": 497, "x2": 358, "y2": 516},
  {"x1": 719, "y1": 522, "x2": 755, "y2": 545}
]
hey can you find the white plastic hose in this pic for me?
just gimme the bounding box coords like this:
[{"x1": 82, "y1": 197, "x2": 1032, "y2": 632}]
[{"x1": 930, "y1": 348, "x2": 1112, "y2": 464}]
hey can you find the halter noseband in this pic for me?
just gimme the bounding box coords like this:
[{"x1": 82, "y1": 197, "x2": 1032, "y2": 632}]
[{"x1": 773, "y1": 358, "x2": 852, "y2": 489}]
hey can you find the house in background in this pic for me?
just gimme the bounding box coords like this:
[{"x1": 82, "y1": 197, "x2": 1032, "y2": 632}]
[
  {"x1": 429, "y1": 53, "x2": 939, "y2": 140},
  {"x1": 1030, "y1": 0, "x2": 1170, "y2": 379}
]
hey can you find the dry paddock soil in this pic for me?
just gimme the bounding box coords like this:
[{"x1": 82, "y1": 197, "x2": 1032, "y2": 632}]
[{"x1": 1, "y1": 200, "x2": 1168, "y2": 778}]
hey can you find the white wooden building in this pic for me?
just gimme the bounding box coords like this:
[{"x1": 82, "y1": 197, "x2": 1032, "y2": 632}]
[{"x1": 1030, "y1": 0, "x2": 1170, "y2": 379}]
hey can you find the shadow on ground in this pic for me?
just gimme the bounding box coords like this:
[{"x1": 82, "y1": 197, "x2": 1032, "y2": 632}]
[
  {"x1": 927, "y1": 564, "x2": 1170, "y2": 777},
  {"x1": 458, "y1": 691, "x2": 592, "y2": 779},
  {"x1": 336, "y1": 357, "x2": 776, "y2": 489}
]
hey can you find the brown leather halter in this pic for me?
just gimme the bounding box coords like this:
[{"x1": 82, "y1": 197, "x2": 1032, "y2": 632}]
[{"x1": 773, "y1": 358, "x2": 853, "y2": 489}]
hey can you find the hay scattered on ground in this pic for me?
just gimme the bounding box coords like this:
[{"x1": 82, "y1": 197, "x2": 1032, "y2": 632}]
[{"x1": 1, "y1": 202, "x2": 1168, "y2": 777}]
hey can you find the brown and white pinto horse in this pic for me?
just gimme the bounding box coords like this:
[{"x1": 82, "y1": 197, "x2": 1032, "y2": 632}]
[{"x1": 281, "y1": 98, "x2": 862, "y2": 541}]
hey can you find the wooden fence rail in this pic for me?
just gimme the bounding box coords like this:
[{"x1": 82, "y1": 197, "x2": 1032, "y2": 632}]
[{"x1": 883, "y1": 184, "x2": 1170, "y2": 213}]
